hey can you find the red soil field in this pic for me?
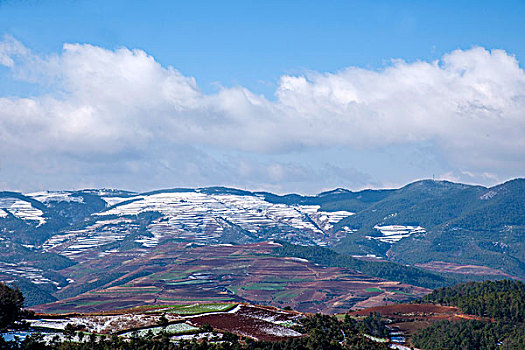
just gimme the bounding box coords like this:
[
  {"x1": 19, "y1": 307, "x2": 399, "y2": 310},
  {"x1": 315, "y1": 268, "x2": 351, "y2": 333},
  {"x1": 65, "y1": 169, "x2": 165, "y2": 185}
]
[{"x1": 189, "y1": 305, "x2": 302, "y2": 341}]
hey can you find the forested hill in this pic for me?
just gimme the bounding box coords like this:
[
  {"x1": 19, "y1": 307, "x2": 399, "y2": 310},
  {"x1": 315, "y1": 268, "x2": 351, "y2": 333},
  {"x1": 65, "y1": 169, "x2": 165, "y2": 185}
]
[
  {"x1": 418, "y1": 279, "x2": 525, "y2": 323},
  {"x1": 412, "y1": 280, "x2": 525, "y2": 349},
  {"x1": 333, "y1": 178, "x2": 525, "y2": 279}
]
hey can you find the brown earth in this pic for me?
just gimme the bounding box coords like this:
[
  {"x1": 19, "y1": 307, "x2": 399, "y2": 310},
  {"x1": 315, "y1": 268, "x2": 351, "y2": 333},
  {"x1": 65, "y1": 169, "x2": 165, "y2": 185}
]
[
  {"x1": 189, "y1": 305, "x2": 302, "y2": 341},
  {"x1": 349, "y1": 303, "x2": 463, "y2": 317}
]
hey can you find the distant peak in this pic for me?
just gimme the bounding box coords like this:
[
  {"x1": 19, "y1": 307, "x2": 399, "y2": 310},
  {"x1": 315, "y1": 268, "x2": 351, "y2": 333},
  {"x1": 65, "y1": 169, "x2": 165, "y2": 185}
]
[
  {"x1": 403, "y1": 179, "x2": 472, "y2": 190},
  {"x1": 317, "y1": 188, "x2": 351, "y2": 196}
]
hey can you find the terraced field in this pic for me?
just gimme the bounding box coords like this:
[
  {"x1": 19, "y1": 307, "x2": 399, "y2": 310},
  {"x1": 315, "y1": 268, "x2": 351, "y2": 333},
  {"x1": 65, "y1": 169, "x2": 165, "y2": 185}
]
[{"x1": 31, "y1": 242, "x2": 429, "y2": 314}]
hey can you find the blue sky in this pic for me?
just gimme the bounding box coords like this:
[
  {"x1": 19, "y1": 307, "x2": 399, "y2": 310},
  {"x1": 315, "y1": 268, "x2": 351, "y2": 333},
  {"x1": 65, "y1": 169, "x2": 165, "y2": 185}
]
[
  {"x1": 0, "y1": 0, "x2": 524, "y2": 193},
  {"x1": 2, "y1": 0, "x2": 524, "y2": 95}
]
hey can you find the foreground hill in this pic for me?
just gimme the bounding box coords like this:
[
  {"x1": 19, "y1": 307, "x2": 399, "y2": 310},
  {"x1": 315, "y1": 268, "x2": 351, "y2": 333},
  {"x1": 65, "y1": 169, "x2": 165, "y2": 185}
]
[
  {"x1": 3, "y1": 280, "x2": 524, "y2": 350},
  {"x1": 2, "y1": 302, "x2": 390, "y2": 349}
]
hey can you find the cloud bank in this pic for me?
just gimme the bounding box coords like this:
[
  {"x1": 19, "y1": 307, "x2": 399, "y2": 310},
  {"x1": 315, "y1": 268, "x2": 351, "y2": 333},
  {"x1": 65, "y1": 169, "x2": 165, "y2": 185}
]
[{"x1": 0, "y1": 36, "x2": 524, "y2": 192}]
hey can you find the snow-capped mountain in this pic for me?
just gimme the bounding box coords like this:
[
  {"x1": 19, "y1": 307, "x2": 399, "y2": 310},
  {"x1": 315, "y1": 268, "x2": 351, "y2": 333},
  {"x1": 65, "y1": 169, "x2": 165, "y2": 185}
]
[{"x1": 0, "y1": 187, "x2": 353, "y2": 260}]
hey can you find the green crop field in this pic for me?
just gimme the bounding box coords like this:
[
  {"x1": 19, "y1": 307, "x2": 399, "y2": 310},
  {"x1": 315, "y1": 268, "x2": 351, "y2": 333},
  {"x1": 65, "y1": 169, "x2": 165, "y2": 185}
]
[
  {"x1": 157, "y1": 297, "x2": 234, "y2": 302},
  {"x1": 166, "y1": 279, "x2": 212, "y2": 286},
  {"x1": 263, "y1": 277, "x2": 310, "y2": 283},
  {"x1": 166, "y1": 303, "x2": 236, "y2": 315},
  {"x1": 243, "y1": 283, "x2": 287, "y2": 291},
  {"x1": 121, "y1": 322, "x2": 199, "y2": 337},
  {"x1": 273, "y1": 290, "x2": 302, "y2": 301},
  {"x1": 391, "y1": 290, "x2": 414, "y2": 295},
  {"x1": 149, "y1": 272, "x2": 189, "y2": 281}
]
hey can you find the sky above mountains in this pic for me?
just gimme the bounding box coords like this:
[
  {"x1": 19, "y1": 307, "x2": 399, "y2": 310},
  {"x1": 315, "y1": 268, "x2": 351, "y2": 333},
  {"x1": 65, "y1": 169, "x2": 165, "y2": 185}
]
[{"x1": 0, "y1": 0, "x2": 524, "y2": 194}]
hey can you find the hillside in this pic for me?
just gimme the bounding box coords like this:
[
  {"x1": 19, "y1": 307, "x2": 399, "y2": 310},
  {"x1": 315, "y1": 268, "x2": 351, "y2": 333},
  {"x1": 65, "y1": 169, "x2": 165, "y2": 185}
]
[
  {"x1": 1, "y1": 301, "x2": 391, "y2": 349},
  {"x1": 418, "y1": 279, "x2": 525, "y2": 323},
  {"x1": 30, "y1": 242, "x2": 431, "y2": 314},
  {"x1": 333, "y1": 179, "x2": 525, "y2": 278}
]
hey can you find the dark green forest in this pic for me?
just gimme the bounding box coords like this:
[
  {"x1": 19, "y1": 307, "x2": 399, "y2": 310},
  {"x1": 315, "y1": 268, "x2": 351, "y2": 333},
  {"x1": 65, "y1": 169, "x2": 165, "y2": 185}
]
[
  {"x1": 419, "y1": 280, "x2": 525, "y2": 322},
  {"x1": 412, "y1": 319, "x2": 524, "y2": 350},
  {"x1": 412, "y1": 280, "x2": 525, "y2": 349},
  {"x1": 0, "y1": 283, "x2": 24, "y2": 329}
]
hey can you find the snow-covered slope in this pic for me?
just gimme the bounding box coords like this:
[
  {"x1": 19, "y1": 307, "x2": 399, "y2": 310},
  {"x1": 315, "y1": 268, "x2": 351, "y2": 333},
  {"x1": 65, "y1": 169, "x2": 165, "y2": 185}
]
[
  {"x1": 41, "y1": 189, "x2": 354, "y2": 259},
  {"x1": 27, "y1": 191, "x2": 84, "y2": 204},
  {"x1": 368, "y1": 225, "x2": 426, "y2": 244},
  {"x1": 0, "y1": 197, "x2": 46, "y2": 226}
]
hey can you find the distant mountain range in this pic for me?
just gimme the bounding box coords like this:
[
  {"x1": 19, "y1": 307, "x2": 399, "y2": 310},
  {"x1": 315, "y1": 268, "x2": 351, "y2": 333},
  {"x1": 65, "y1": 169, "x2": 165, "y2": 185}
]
[{"x1": 0, "y1": 178, "x2": 523, "y2": 308}]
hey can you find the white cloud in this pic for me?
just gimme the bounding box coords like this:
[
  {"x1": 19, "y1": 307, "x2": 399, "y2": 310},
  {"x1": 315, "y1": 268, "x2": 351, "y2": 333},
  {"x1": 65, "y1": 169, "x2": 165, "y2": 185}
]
[
  {"x1": 0, "y1": 35, "x2": 28, "y2": 67},
  {"x1": 0, "y1": 37, "x2": 524, "y2": 192}
]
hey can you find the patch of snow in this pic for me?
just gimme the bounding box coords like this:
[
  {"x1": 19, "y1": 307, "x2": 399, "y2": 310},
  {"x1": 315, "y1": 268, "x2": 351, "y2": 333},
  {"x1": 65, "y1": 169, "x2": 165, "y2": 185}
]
[
  {"x1": 0, "y1": 262, "x2": 56, "y2": 285},
  {"x1": 261, "y1": 325, "x2": 302, "y2": 337},
  {"x1": 0, "y1": 198, "x2": 46, "y2": 226},
  {"x1": 28, "y1": 319, "x2": 71, "y2": 330},
  {"x1": 121, "y1": 322, "x2": 199, "y2": 337},
  {"x1": 364, "y1": 334, "x2": 389, "y2": 343},
  {"x1": 322, "y1": 210, "x2": 355, "y2": 223},
  {"x1": 228, "y1": 305, "x2": 243, "y2": 314},
  {"x1": 101, "y1": 196, "x2": 136, "y2": 207},
  {"x1": 170, "y1": 332, "x2": 216, "y2": 341},
  {"x1": 43, "y1": 218, "x2": 136, "y2": 257},
  {"x1": 368, "y1": 225, "x2": 426, "y2": 244},
  {"x1": 95, "y1": 192, "x2": 335, "y2": 245},
  {"x1": 27, "y1": 191, "x2": 84, "y2": 204},
  {"x1": 480, "y1": 190, "x2": 497, "y2": 200},
  {"x1": 305, "y1": 209, "x2": 354, "y2": 231},
  {"x1": 390, "y1": 345, "x2": 420, "y2": 350},
  {"x1": 352, "y1": 254, "x2": 380, "y2": 259}
]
